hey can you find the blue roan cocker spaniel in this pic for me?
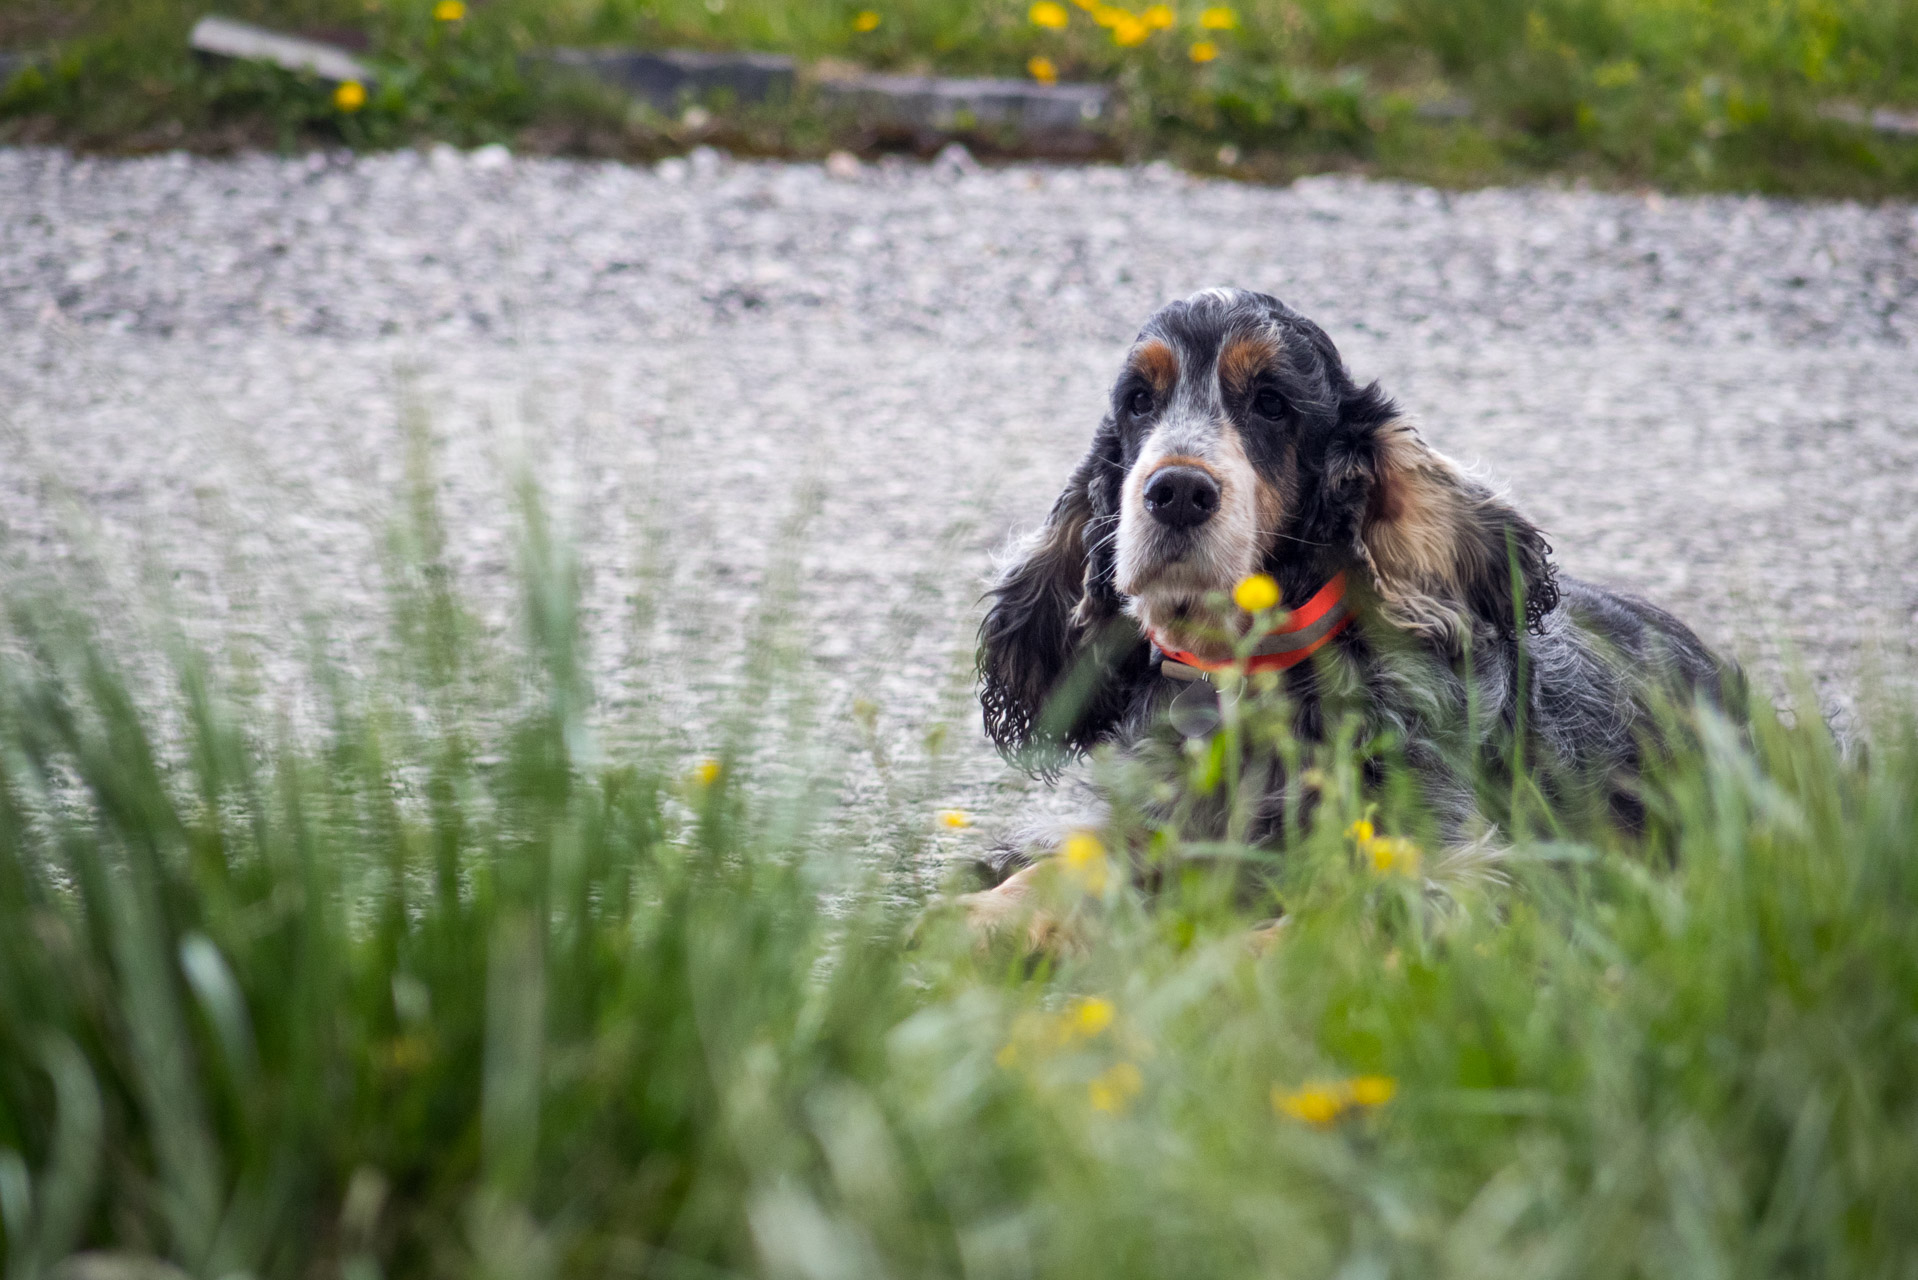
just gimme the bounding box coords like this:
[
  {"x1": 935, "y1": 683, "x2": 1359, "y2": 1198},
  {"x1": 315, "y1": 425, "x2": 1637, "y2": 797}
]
[{"x1": 971, "y1": 288, "x2": 1733, "y2": 924}]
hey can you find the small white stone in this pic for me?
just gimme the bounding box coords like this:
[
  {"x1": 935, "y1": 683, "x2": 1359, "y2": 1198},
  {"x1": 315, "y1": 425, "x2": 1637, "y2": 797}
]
[
  {"x1": 470, "y1": 144, "x2": 511, "y2": 171},
  {"x1": 932, "y1": 142, "x2": 978, "y2": 177},
  {"x1": 825, "y1": 150, "x2": 862, "y2": 180}
]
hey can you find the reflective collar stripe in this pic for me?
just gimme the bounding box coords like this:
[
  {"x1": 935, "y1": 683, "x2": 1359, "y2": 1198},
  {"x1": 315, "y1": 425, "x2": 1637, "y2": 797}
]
[
  {"x1": 1252, "y1": 597, "x2": 1350, "y2": 656},
  {"x1": 1150, "y1": 572, "x2": 1352, "y2": 677}
]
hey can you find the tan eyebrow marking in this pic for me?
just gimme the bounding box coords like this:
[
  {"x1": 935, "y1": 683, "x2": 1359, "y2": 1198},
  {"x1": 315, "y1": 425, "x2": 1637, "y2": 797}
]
[
  {"x1": 1129, "y1": 339, "x2": 1179, "y2": 393},
  {"x1": 1219, "y1": 333, "x2": 1282, "y2": 392}
]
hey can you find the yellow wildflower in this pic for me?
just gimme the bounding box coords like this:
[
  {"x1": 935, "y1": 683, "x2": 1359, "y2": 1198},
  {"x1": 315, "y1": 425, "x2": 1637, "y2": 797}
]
[
  {"x1": 1189, "y1": 39, "x2": 1219, "y2": 62},
  {"x1": 1274, "y1": 1075, "x2": 1397, "y2": 1125},
  {"x1": 1068, "y1": 995, "x2": 1115, "y2": 1037},
  {"x1": 1110, "y1": 13, "x2": 1150, "y2": 45},
  {"x1": 1088, "y1": 1061, "x2": 1144, "y2": 1112},
  {"x1": 1367, "y1": 835, "x2": 1421, "y2": 877},
  {"x1": 334, "y1": 80, "x2": 368, "y2": 112},
  {"x1": 1089, "y1": 3, "x2": 1124, "y2": 25},
  {"x1": 1199, "y1": 5, "x2": 1238, "y2": 28},
  {"x1": 1142, "y1": 3, "x2": 1174, "y2": 27},
  {"x1": 852, "y1": 9, "x2": 882, "y2": 31},
  {"x1": 1348, "y1": 1075, "x2": 1397, "y2": 1107},
  {"x1": 1233, "y1": 572, "x2": 1280, "y2": 612},
  {"x1": 1062, "y1": 829, "x2": 1110, "y2": 894},
  {"x1": 1345, "y1": 817, "x2": 1374, "y2": 844},
  {"x1": 1027, "y1": 54, "x2": 1059, "y2": 85},
  {"x1": 432, "y1": 0, "x2": 465, "y2": 19},
  {"x1": 995, "y1": 1041, "x2": 1020, "y2": 1068},
  {"x1": 937, "y1": 808, "x2": 972, "y2": 828},
  {"x1": 690, "y1": 757, "x2": 722, "y2": 787},
  {"x1": 1273, "y1": 1081, "x2": 1344, "y2": 1127},
  {"x1": 1029, "y1": 0, "x2": 1070, "y2": 28}
]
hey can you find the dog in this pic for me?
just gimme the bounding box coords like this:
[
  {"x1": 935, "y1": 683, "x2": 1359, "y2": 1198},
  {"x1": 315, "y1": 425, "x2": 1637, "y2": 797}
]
[{"x1": 967, "y1": 288, "x2": 1731, "y2": 929}]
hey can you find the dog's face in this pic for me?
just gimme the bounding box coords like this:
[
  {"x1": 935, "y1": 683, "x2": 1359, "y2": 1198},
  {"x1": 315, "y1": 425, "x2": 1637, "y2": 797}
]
[{"x1": 1106, "y1": 289, "x2": 1344, "y2": 652}]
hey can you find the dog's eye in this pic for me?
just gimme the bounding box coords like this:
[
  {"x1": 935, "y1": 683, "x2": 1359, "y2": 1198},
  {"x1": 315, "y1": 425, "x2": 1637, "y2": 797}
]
[
  {"x1": 1125, "y1": 387, "x2": 1154, "y2": 416},
  {"x1": 1252, "y1": 387, "x2": 1287, "y2": 419}
]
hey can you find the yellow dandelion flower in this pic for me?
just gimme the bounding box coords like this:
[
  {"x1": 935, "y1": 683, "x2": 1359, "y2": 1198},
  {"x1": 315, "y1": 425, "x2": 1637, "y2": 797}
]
[
  {"x1": 1110, "y1": 13, "x2": 1150, "y2": 45},
  {"x1": 1367, "y1": 835, "x2": 1421, "y2": 877},
  {"x1": 852, "y1": 9, "x2": 882, "y2": 30},
  {"x1": 1199, "y1": 5, "x2": 1238, "y2": 28},
  {"x1": 1062, "y1": 829, "x2": 1110, "y2": 894},
  {"x1": 1027, "y1": 54, "x2": 1059, "y2": 84},
  {"x1": 1141, "y1": 3, "x2": 1174, "y2": 28},
  {"x1": 1088, "y1": 1061, "x2": 1144, "y2": 1112},
  {"x1": 1029, "y1": 0, "x2": 1070, "y2": 28},
  {"x1": 334, "y1": 80, "x2": 368, "y2": 111},
  {"x1": 995, "y1": 1041, "x2": 1020, "y2": 1068},
  {"x1": 1068, "y1": 995, "x2": 1115, "y2": 1037},
  {"x1": 432, "y1": 0, "x2": 465, "y2": 20},
  {"x1": 1345, "y1": 817, "x2": 1374, "y2": 844},
  {"x1": 1274, "y1": 1081, "x2": 1345, "y2": 1127},
  {"x1": 1089, "y1": 4, "x2": 1124, "y2": 26},
  {"x1": 1188, "y1": 39, "x2": 1219, "y2": 62},
  {"x1": 1233, "y1": 572, "x2": 1280, "y2": 612},
  {"x1": 937, "y1": 808, "x2": 972, "y2": 828},
  {"x1": 690, "y1": 757, "x2": 722, "y2": 787},
  {"x1": 1349, "y1": 1075, "x2": 1397, "y2": 1107}
]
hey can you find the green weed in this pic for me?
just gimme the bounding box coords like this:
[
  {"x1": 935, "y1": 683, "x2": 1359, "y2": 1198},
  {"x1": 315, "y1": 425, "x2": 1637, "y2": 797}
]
[
  {"x1": 5, "y1": 0, "x2": 1918, "y2": 193},
  {"x1": 0, "y1": 469, "x2": 1915, "y2": 1276}
]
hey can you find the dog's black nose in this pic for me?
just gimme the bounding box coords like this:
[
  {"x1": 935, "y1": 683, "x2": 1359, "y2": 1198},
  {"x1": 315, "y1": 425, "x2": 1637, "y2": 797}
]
[{"x1": 1143, "y1": 466, "x2": 1220, "y2": 529}]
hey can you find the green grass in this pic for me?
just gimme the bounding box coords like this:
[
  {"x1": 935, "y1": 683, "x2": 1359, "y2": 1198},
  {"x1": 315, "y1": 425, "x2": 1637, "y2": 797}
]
[
  {"x1": 6, "y1": 0, "x2": 1918, "y2": 193},
  {"x1": 2, "y1": 471, "x2": 1917, "y2": 1278}
]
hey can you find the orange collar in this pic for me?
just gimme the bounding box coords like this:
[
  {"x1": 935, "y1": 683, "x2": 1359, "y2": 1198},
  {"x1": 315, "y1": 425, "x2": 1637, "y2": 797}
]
[{"x1": 1150, "y1": 572, "x2": 1353, "y2": 676}]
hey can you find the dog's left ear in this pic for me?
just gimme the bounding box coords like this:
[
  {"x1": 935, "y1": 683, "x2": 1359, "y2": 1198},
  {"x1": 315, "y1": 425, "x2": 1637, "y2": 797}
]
[
  {"x1": 1347, "y1": 414, "x2": 1559, "y2": 649},
  {"x1": 978, "y1": 417, "x2": 1134, "y2": 768}
]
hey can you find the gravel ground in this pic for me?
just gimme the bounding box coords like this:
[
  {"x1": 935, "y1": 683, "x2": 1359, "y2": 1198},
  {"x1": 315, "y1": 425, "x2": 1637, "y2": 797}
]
[{"x1": 2, "y1": 144, "x2": 1915, "y2": 859}]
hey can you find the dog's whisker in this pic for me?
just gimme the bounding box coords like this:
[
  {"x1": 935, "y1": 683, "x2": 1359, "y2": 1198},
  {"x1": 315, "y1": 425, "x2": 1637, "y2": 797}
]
[{"x1": 1252, "y1": 527, "x2": 1326, "y2": 547}]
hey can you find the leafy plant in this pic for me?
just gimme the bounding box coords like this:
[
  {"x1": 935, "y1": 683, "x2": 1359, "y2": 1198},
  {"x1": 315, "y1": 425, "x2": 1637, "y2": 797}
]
[{"x1": 0, "y1": 463, "x2": 1915, "y2": 1275}]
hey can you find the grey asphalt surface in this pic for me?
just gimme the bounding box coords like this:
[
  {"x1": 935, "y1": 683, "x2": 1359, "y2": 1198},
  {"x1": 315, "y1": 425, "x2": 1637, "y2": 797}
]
[{"x1": 2, "y1": 144, "x2": 1915, "y2": 858}]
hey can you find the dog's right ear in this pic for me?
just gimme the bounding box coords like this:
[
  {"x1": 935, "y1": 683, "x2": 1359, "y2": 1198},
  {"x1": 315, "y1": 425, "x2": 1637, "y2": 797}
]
[{"x1": 978, "y1": 417, "x2": 1134, "y2": 768}]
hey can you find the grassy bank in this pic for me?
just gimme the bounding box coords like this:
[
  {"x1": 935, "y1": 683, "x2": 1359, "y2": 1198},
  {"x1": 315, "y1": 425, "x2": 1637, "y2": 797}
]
[
  {"x1": 4, "y1": 0, "x2": 1918, "y2": 194},
  {"x1": 1, "y1": 479, "x2": 1916, "y2": 1277}
]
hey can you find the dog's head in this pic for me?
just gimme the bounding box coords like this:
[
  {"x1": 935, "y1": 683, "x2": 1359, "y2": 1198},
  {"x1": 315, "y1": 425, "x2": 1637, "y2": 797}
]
[{"x1": 980, "y1": 288, "x2": 1557, "y2": 761}]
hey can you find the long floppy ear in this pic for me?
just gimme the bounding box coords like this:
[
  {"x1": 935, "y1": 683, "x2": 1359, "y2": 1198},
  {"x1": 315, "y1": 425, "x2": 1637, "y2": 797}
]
[
  {"x1": 1354, "y1": 417, "x2": 1559, "y2": 649},
  {"x1": 978, "y1": 418, "x2": 1138, "y2": 768}
]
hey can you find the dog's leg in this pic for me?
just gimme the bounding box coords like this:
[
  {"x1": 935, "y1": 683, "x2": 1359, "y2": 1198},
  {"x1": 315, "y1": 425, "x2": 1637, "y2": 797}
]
[
  {"x1": 957, "y1": 863, "x2": 1052, "y2": 950},
  {"x1": 959, "y1": 863, "x2": 1092, "y2": 956}
]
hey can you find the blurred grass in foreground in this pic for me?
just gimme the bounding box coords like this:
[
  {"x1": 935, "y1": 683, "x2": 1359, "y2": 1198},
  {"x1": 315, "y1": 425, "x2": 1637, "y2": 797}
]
[
  {"x1": 1, "y1": 475, "x2": 1917, "y2": 1279},
  {"x1": 5, "y1": 0, "x2": 1918, "y2": 194}
]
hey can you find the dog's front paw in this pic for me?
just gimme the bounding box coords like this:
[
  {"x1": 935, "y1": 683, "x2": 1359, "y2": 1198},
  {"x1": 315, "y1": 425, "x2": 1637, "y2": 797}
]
[{"x1": 955, "y1": 864, "x2": 1083, "y2": 956}]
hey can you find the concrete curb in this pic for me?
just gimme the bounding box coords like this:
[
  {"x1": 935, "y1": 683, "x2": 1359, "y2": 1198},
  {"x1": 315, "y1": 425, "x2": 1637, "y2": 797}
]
[
  {"x1": 1818, "y1": 101, "x2": 1918, "y2": 138},
  {"x1": 543, "y1": 48, "x2": 795, "y2": 109},
  {"x1": 815, "y1": 71, "x2": 1109, "y2": 139},
  {"x1": 189, "y1": 15, "x2": 371, "y2": 84},
  {"x1": 177, "y1": 19, "x2": 1117, "y2": 150}
]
